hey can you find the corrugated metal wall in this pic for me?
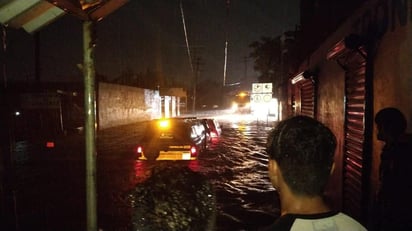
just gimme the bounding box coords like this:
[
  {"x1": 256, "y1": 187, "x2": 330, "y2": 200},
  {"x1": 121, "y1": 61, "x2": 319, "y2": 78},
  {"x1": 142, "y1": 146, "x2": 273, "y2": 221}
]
[
  {"x1": 292, "y1": 79, "x2": 316, "y2": 118},
  {"x1": 341, "y1": 48, "x2": 368, "y2": 221},
  {"x1": 300, "y1": 79, "x2": 316, "y2": 118}
]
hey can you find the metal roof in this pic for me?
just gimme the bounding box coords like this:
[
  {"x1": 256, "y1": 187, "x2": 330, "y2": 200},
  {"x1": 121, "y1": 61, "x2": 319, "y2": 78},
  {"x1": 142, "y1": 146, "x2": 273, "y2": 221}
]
[{"x1": 0, "y1": 0, "x2": 128, "y2": 34}]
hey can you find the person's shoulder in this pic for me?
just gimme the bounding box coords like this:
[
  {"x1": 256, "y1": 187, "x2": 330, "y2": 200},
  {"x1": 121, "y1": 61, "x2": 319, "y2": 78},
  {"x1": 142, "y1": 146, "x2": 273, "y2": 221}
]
[
  {"x1": 398, "y1": 133, "x2": 412, "y2": 146},
  {"x1": 258, "y1": 212, "x2": 367, "y2": 231},
  {"x1": 286, "y1": 212, "x2": 366, "y2": 231},
  {"x1": 258, "y1": 214, "x2": 296, "y2": 231},
  {"x1": 332, "y1": 212, "x2": 367, "y2": 230},
  {"x1": 396, "y1": 134, "x2": 412, "y2": 158}
]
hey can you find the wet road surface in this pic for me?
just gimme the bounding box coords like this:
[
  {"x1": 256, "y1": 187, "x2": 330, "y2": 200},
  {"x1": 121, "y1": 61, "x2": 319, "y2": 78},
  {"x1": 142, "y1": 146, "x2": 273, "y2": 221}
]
[{"x1": 9, "y1": 111, "x2": 280, "y2": 231}]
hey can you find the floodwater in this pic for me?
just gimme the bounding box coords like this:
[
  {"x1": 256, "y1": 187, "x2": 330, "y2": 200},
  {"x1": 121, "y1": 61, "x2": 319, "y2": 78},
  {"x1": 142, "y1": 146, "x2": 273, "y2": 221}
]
[{"x1": 8, "y1": 111, "x2": 280, "y2": 231}]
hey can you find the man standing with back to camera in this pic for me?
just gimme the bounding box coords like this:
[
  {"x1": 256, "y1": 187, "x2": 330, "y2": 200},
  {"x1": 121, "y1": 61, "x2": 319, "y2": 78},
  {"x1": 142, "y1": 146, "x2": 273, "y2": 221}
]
[
  {"x1": 373, "y1": 107, "x2": 412, "y2": 231},
  {"x1": 261, "y1": 116, "x2": 366, "y2": 231}
]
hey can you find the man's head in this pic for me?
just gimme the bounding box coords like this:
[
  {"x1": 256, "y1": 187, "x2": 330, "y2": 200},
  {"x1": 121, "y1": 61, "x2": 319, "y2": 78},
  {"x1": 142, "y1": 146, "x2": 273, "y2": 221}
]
[
  {"x1": 132, "y1": 164, "x2": 216, "y2": 231},
  {"x1": 375, "y1": 107, "x2": 407, "y2": 142},
  {"x1": 266, "y1": 116, "x2": 337, "y2": 197}
]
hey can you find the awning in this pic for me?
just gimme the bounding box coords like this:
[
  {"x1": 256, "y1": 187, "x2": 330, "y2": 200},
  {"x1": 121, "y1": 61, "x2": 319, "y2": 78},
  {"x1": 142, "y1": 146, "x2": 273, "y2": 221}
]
[{"x1": 0, "y1": 0, "x2": 128, "y2": 34}]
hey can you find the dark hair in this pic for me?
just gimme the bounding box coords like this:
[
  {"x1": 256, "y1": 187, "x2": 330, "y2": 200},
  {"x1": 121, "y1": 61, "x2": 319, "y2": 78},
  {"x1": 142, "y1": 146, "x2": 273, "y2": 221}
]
[
  {"x1": 375, "y1": 107, "x2": 407, "y2": 137},
  {"x1": 132, "y1": 165, "x2": 216, "y2": 231},
  {"x1": 266, "y1": 116, "x2": 337, "y2": 196}
]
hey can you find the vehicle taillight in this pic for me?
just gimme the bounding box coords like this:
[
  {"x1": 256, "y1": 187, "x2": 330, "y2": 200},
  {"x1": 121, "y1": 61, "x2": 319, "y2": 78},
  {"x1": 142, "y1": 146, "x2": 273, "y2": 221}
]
[
  {"x1": 46, "y1": 141, "x2": 55, "y2": 148},
  {"x1": 190, "y1": 146, "x2": 197, "y2": 156}
]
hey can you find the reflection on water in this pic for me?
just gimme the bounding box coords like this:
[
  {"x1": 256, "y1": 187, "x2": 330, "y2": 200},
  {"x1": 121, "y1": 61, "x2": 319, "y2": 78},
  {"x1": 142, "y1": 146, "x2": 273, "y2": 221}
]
[
  {"x1": 133, "y1": 160, "x2": 202, "y2": 181},
  {"x1": 130, "y1": 116, "x2": 280, "y2": 230},
  {"x1": 10, "y1": 113, "x2": 280, "y2": 231}
]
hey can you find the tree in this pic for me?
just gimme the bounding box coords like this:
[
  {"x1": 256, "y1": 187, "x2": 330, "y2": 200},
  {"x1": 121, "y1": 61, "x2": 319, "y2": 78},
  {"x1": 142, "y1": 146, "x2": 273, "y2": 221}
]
[
  {"x1": 195, "y1": 79, "x2": 222, "y2": 108},
  {"x1": 113, "y1": 67, "x2": 135, "y2": 85},
  {"x1": 249, "y1": 36, "x2": 282, "y2": 86}
]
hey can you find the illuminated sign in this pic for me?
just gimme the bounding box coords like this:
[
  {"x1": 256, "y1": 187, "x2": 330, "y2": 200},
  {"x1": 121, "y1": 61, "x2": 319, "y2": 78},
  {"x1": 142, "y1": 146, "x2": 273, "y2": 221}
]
[
  {"x1": 252, "y1": 83, "x2": 272, "y2": 103},
  {"x1": 251, "y1": 93, "x2": 272, "y2": 103},
  {"x1": 252, "y1": 83, "x2": 272, "y2": 93}
]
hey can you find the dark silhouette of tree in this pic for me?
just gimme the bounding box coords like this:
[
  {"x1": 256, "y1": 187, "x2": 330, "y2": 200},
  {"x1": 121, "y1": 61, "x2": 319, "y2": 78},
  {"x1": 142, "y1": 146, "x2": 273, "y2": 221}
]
[
  {"x1": 195, "y1": 79, "x2": 223, "y2": 108},
  {"x1": 249, "y1": 36, "x2": 281, "y2": 86},
  {"x1": 143, "y1": 68, "x2": 164, "y2": 89},
  {"x1": 96, "y1": 72, "x2": 109, "y2": 82},
  {"x1": 113, "y1": 67, "x2": 136, "y2": 85},
  {"x1": 108, "y1": 67, "x2": 167, "y2": 90},
  {"x1": 249, "y1": 31, "x2": 300, "y2": 88}
]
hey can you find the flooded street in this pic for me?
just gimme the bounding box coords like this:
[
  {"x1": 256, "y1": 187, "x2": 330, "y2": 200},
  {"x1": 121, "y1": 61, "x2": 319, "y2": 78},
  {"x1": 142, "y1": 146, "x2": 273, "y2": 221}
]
[{"x1": 10, "y1": 112, "x2": 280, "y2": 231}]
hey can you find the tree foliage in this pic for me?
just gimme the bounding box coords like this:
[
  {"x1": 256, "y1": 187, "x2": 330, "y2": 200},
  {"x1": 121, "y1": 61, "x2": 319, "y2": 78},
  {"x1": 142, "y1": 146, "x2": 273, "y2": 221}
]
[
  {"x1": 248, "y1": 36, "x2": 282, "y2": 86},
  {"x1": 108, "y1": 67, "x2": 169, "y2": 90}
]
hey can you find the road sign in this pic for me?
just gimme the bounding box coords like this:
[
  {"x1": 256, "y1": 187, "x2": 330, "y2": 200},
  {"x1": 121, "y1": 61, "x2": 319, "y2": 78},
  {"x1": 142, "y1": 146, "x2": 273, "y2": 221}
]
[
  {"x1": 252, "y1": 83, "x2": 262, "y2": 93},
  {"x1": 263, "y1": 94, "x2": 272, "y2": 102},
  {"x1": 262, "y1": 83, "x2": 272, "y2": 93},
  {"x1": 252, "y1": 83, "x2": 272, "y2": 93},
  {"x1": 251, "y1": 94, "x2": 261, "y2": 103},
  {"x1": 251, "y1": 93, "x2": 272, "y2": 103}
]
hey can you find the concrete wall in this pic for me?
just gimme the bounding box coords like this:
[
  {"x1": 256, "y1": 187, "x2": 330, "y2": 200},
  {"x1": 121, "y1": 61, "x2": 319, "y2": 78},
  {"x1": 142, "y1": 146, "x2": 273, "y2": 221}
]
[
  {"x1": 289, "y1": 0, "x2": 412, "y2": 220},
  {"x1": 371, "y1": 1, "x2": 412, "y2": 199},
  {"x1": 98, "y1": 82, "x2": 161, "y2": 129}
]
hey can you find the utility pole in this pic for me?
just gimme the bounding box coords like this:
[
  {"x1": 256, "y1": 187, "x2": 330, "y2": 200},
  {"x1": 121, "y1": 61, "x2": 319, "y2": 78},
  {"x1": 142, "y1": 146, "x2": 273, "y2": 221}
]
[
  {"x1": 83, "y1": 20, "x2": 97, "y2": 231},
  {"x1": 0, "y1": 23, "x2": 15, "y2": 231},
  {"x1": 223, "y1": 0, "x2": 230, "y2": 86},
  {"x1": 179, "y1": 0, "x2": 194, "y2": 75},
  {"x1": 192, "y1": 57, "x2": 202, "y2": 112}
]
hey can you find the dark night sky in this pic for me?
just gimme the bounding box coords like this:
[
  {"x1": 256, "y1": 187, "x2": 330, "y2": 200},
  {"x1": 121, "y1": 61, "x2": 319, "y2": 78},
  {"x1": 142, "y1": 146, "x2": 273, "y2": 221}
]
[{"x1": 4, "y1": 0, "x2": 299, "y2": 89}]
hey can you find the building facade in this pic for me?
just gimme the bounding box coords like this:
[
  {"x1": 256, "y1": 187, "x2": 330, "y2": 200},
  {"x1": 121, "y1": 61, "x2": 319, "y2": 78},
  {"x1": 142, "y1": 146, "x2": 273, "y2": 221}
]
[{"x1": 288, "y1": 0, "x2": 412, "y2": 225}]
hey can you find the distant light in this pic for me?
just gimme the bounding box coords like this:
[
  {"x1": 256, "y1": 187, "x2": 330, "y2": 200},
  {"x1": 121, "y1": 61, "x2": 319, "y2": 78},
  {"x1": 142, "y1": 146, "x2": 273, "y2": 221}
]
[
  {"x1": 46, "y1": 141, "x2": 55, "y2": 148},
  {"x1": 158, "y1": 119, "x2": 170, "y2": 129},
  {"x1": 231, "y1": 102, "x2": 238, "y2": 112},
  {"x1": 291, "y1": 72, "x2": 305, "y2": 84},
  {"x1": 238, "y1": 92, "x2": 247, "y2": 97},
  {"x1": 15, "y1": 111, "x2": 21, "y2": 116}
]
